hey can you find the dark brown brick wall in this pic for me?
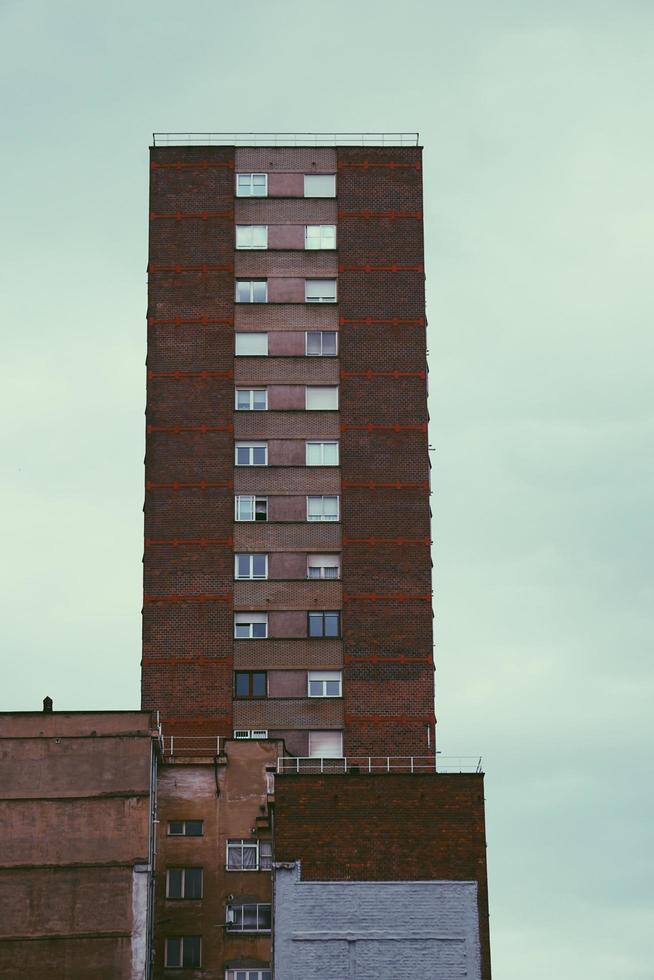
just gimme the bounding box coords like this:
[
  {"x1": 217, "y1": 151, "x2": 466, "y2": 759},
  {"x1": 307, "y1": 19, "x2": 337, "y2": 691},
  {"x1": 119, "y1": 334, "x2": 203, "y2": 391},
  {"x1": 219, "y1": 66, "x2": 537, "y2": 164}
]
[{"x1": 274, "y1": 773, "x2": 490, "y2": 979}]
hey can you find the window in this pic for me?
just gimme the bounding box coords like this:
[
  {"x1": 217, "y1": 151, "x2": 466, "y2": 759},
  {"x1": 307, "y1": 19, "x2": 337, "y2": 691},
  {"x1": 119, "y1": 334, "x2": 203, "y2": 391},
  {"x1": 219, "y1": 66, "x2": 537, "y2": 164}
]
[
  {"x1": 235, "y1": 442, "x2": 268, "y2": 466},
  {"x1": 236, "y1": 225, "x2": 268, "y2": 249},
  {"x1": 306, "y1": 441, "x2": 339, "y2": 466},
  {"x1": 226, "y1": 970, "x2": 271, "y2": 980},
  {"x1": 235, "y1": 671, "x2": 267, "y2": 698},
  {"x1": 235, "y1": 554, "x2": 268, "y2": 580},
  {"x1": 235, "y1": 496, "x2": 268, "y2": 522},
  {"x1": 235, "y1": 388, "x2": 267, "y2": 411},
  {"x1": 234, "y1": 613, "x2": 268, "y2": 639},
  {"x1": 305, "y1": 279, "x2": 337, "y2": 303},
  {"x1": 305, "y1": 224, "x2": 337, "y2": 249},
  {"x1": 308, "y1": 671, "x2": 342, "y2": 697},
  {"x1": 168, "y1": 820, "x2": 203, "y2": 837},
  {"x1": 236, "y1": 173, "x2": 267, "y2": 197},
  {"x1": 307, "y1": 496, "x2": 339, "y2": 522},
  {"x1": 305, "y1": 386, "x2": 338, "y2": 410},
  {"x1": 235, "y1": 333, "x2": 268, "y2": 356},
  {"x1": 304, "y1": 174, "x2": 336, "y2": 197},
  {"x1": 307, "y1": 555, "x2": 340, "y2": 579},
  {"x1": 226, "y1": 839, "x2": 272, "y2": 871},
  {"x1": 227, "y1": 903, "x2": 272, "y2": 932},
  {"x1": 306, "y1": 330, "x2": 338, "y2": 356},
  {"x1": 165, "y1": 936, "x2": 201, "y2": 969},
  {"x1": 166, "y1": 868, "x2": 203, "y2": 900},
  {"x1": 308, "y1": 731, "x2": 343, "y2": 758},
  {"x1": 308, "y1": 611, "x2": 340, "y2": 638},
  {"x1": 235, "y1": 280, "x2": 267, "y2": 304}
]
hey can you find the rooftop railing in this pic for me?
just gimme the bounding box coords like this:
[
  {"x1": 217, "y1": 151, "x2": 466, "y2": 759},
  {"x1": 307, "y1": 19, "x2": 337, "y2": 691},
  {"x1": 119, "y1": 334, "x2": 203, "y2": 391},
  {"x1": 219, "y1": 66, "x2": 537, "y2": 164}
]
[
  {"x1": 276, "y1": 756, "x2": 483, "y2": 775},
  {"x1": 161, "y1": 735, "x2": 224, "y2": 757},
  {"x1": 152, "y1": 132, "x2": 420, "y2": 147}
]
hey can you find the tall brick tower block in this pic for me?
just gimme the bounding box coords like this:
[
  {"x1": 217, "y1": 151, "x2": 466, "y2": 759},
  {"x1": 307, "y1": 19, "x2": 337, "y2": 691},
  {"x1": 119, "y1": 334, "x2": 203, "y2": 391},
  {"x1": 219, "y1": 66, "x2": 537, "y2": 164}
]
[{"x1": 142, "y1": 135, "x2": 434, "y2": 759}]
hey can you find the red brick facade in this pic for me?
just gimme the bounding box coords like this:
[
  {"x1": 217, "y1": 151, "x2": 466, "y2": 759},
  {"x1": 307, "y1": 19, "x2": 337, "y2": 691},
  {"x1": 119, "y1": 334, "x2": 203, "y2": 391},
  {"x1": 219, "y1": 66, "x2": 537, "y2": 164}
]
[
  {"x1": 142, "y1": 145, "x2": 435, "y2": 756},
  {"x1": 275, "y1": 773, "x2": 491, "y2": 979}
]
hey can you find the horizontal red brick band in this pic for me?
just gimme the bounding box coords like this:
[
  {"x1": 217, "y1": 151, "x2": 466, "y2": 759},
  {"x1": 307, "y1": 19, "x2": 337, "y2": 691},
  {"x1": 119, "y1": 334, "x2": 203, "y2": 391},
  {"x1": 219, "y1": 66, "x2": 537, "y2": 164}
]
[
  {"x1": 340, "y1": 316, "x2": 425, "y2": 327},
  {"x1": 145, "y1": 480, "x2": 233, "y2": 490},
  {"x1": 341, "y1": 422, "x2": 427, "y2": 433},
  {"x1": 342, "y1": 593, "x2": 432, "y2": 603},
  {"x1": 144, "y1": 660, "x2": 232, "y2": 671},
  {"x1": 148, "y1": 370, "x2": 234, "y2": 381},
  {"x1": 148, "y1": 263, "x2": 234, "y2": 274},
  {"x1": 151, "y1": 160, "x2": 234, "y2": 171},
  {"x1": 337, "y1": 161, "x2": 421, "y2": 171},
  {"x1": 339, "y1": 263, "x2": 424, "y2": 273},
  {"x1": 143, "y1": 593, "x2": 232, "y2": 605},
  {"x1": 342, "y1": 536, "x2": 431, "y2": 546},
  {"x1": 344, "y1": 714, "x2": 434, "y2": 725},
  {"x1": 338, "y1": 210, "x2": 423, "y2": 221},
  {"x1": 345, "y1": 658, "x2": 432, "y2": 666},
  {"x1": 341, "y1": 370, "x2": 425, "y2": 380},
  {"x1": 342, "y1": 481, "x2": 429, "y2": 491},
  {"x1": 148, "y1": 316, "x2": 234, "y2": 327},
  {"x1": 145, "y1": 537, "x2": 233, "y2": 548},
  {"x1": 149, "y1": 211, "x2": 234, "y2": 221},
  {"x1": 146, "y1": 425, "x2": 233, "y2": 434}
]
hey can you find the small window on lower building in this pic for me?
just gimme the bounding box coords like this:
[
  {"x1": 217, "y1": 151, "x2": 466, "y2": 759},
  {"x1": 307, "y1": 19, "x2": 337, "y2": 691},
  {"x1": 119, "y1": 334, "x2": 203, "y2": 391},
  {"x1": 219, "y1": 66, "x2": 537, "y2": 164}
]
[
  {"x1": 235, "y1": 332, "x2": 268, "y2": 356},
  {"x1": 306, "y1": 441, "x2": 339, "y2": 465},
  {"x1": 235, "y1": 442, "x2": 268, "y2": 466},
  {"x1": 235, "y1": 388, "x2": 268, "y2": 411},
  {"x1": 234, "y1": 671, "x2": 267, "y2": 698},
  {"x1": 235, "y1": 554, "x2": 268, "y2": 580},
  {"x1": 307, "y1": 496, "x2": 339, "y2": 522},
  {"x1": 235, "y1": 496, "x2": 268, "y2": 522},
  {"x1": 236, "y1": 225, "x2": 268, "y2": 249},
  {"x1": 305, "y1": 224, "x2": 337, "y2": 249},
  {"x1": 308, "y1": 611, "x2": 340, "y2": 638},
  {"x1": 307, "y1": 554, "x2": 341, "y2": 579},
  {"x1": 226, "y1": 838, "x2": 272, "y2": 871},
  {"x1": 168, "y1": 820, "x2": 203, "y2": 837},
  {"x1": 306, "y1": 330, "x2": 338, "y2": 356},
  {"x1": 235, "y1": 280, "x2": 268, "y2": 304},
  {"x1": 226, "y1": 971, "x2": 271, "y2": 980},
  {"x1": 166, "y1": 868, "x2": 203, "y2": 900},
  {"x1": 227, "y1": 903, "x2": 272, "y2": 932},
  {"x1": 164, "y1": 936, "x2": 202, "y2": 969}
]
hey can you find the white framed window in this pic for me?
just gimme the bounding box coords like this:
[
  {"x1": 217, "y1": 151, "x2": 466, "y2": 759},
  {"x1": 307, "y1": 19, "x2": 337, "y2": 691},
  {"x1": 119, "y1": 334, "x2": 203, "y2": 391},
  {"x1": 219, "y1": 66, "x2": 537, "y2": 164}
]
[
  {"x1": 235, "y1": 442, "x2": 268, "y2": 466},
  {"x1": 305, "y1": 279, "x2": 337, "y2": 303},
  {"x1": 235, "y1": 554, "x2": 268, "y2": 580},
  {"x1": 166, "y1": 868, "x2": 203, "y2": 900},
  {"x1": 235, "y1": 280, "x2": 267, "y2": 303},
  {"x1": 306, "y1": 330, "x2": 338, "y2": 356},
  {"x1": 234, "y1": 613, "x2": 268, "y2": 639},
  {"x1": 305, "y1": 224, "x2": 337, "y2": 249},
  {"x1": 308, "y1": 671, "x2": 342, "y2": 698},
  {"x1": 304, "y1": 174, "x2": 336, "y2": 197},
  {"x1": 306, "y1": 441, "x2": 339, "y2": 466},
  {"x1": 236, "y1": 173, "x2": 267, "y2": 197},
  {"x1": 235, "y1": 388, "x2": 267, "y2": 411},
  {"x1": 235, "y1": 333, "x2": 268, "y2": 356},
  {"x1": 236, "y1": 225, "x2": 268, "y2": 249},
  {"x1": 306, "y1": 386, "x2": 338, "y2": 410},
  {"x1": 227, "y1": 903, "x2": 272, "y2": 932},
  {"x1": 235, "y1": 496, "x2": 268, "y2": 522},
  {"x1": 307, "y1": 554, "x2": 340, "y2": 579},
  {"x1": 226, "y1": 839, "x2": 272, "y2": 870},
  {"x1": 168, "y1": 820, "x2": 203, "y2": 837},
  {"x1": 165, "y1": 936, "x2": 202, "y2": 969},
  {"x1": 226, "y1": 970, "x2": 271, "y2": 980},
  {"x1": 308, "y1": 731, "x2": 343, "y2": 758},
  {"x1": 307, "y1": 495, "x2": 339, "y2": 522}
]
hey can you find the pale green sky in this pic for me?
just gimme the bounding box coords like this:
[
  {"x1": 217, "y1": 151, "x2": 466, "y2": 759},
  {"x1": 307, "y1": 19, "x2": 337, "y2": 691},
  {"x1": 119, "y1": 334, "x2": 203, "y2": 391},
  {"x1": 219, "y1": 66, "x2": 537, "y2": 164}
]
[{"x1": 1, "y1": 1, "x2": 653, "y2": 977}]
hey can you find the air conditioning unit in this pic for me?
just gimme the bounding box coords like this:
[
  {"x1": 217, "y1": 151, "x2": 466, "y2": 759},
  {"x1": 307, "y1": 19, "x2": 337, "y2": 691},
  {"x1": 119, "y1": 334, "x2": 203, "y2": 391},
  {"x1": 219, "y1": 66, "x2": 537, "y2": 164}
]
[{"x1": 233, "y1": 729, "x2": 269, "y2": 740}]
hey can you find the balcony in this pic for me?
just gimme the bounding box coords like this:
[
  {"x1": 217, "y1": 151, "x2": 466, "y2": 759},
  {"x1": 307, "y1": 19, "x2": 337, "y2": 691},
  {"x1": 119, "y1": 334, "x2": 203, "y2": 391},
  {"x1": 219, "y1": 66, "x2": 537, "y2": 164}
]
[{"x1": 276, "y1": 755, "x2": 483, "y2": 775}]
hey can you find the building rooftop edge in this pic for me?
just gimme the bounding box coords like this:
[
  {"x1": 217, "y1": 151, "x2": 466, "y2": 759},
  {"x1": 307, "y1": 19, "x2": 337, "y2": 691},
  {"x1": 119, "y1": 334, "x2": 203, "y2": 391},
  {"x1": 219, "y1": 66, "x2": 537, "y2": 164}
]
[{"x1": 152, "y1": 132, "x2": 420, "y2": 147}]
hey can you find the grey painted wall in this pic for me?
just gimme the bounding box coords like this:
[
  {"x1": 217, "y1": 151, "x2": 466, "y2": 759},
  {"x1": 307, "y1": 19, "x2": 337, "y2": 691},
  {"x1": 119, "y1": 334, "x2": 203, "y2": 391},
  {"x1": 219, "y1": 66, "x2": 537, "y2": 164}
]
[{"x1": 274, "y1": 863, "x2": 481, "y2": 980}]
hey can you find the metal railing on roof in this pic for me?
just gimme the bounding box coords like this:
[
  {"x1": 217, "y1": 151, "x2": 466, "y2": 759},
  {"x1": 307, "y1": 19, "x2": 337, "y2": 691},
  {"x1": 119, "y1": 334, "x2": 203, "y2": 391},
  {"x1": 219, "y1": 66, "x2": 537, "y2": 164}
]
[
  {"x1": 276, "y1": 756, "x2": 483, "y2": 775},
  {"x1": 152, "y1": 132, "x2": 420, "y2": 147},
  {"x1": 161, "y1": 735, "x2": 224, "y2": 757}
]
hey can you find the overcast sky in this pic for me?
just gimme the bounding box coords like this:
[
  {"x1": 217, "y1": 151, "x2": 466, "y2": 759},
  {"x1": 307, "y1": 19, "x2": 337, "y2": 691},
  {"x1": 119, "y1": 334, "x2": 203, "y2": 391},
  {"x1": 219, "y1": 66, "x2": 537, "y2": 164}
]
[{"x1": 1, "y1": 1, "x2": 652, "y2": 977}]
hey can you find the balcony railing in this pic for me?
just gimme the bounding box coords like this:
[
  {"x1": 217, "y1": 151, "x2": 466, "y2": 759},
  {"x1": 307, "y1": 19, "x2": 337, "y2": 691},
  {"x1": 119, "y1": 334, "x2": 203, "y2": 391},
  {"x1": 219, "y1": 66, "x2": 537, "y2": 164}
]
[
  {"x1": 152, "y1": 132, "x2": 420, "y2": 147},
  {"x1": 277, "y1": 756, "x2": 482, "y2": 774},
  {"x1": 161, "y1": 735, "x2": 224, "y2": 757}
]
